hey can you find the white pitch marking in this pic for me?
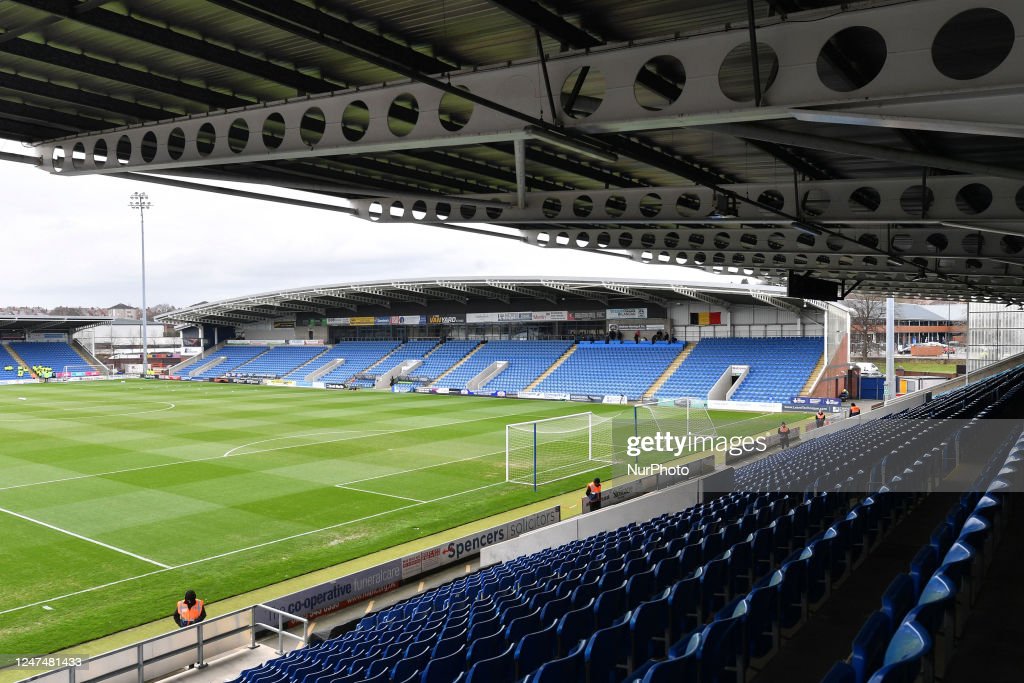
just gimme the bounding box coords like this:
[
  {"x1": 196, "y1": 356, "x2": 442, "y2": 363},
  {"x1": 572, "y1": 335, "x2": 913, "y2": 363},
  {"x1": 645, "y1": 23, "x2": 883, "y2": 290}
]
[
  {"x1": 0, "y1": 401, "x2": 176, "y2": 422},
  {"x1": 0, "y1": 481, "x2": 509, "y2": 616},
  {"x1": 333, "y1": 485, "x2": 426, "y2": 503},
  {"x1": 0, "y1": 505, "x2": 170, "y2": 569}
]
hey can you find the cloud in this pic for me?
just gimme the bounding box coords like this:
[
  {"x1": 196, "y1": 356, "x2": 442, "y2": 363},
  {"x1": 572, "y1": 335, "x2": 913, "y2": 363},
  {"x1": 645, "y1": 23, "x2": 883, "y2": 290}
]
[{"x1": 0, "y1": 154, "x2": 738, "y2": 308}]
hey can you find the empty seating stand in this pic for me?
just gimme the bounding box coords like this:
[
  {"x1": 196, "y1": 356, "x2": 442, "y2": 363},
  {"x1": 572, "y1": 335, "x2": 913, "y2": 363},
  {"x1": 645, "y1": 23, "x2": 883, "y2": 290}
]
[
  {"x1": 534, "y1": 341, "x2": 682, "y2": 400},
  {"x1": 229, "y1": 345, "x2": 327, "y2": 379},
  {"x1": 410, "y1": 340, "x2": 480, "y2": 383},
  {"x1": 318, "y1": 341, "x2": 402, "y2": 384},
  {"x1": 10, "y1": 341, "x2": 95, "y2": 375},
  {"x1": 655, "y1": 337, "x2": 822, "y2": 403},
  {"x1": 436, "y1": 341, "x2": 571, "y2": 392},
  {"x1": 190, "y1": 345, "x2": 268, "y2": 379},
  {"x1": 229, "y1": 366, "x2": 1022, "y2": 683}
]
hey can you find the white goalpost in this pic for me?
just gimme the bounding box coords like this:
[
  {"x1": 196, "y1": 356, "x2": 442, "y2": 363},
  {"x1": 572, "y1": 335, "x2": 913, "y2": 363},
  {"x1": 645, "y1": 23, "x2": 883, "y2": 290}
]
[{"x1": 505, "y1": 412, "x2": 615, "y2": 489}]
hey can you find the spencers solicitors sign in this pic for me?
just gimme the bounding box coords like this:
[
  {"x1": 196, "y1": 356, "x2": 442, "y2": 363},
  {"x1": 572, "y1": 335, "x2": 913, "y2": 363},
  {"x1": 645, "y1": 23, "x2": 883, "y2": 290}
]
[{"x1": 257, "y1": 506, "x2": 560, "y2": 623}]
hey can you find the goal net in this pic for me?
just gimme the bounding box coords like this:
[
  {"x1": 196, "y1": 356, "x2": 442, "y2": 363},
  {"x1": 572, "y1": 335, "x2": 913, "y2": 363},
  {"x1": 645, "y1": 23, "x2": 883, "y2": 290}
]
[
  {"x1": 623, "y1": 398, "x2": 719, "y2": 469},
  {"x1": 506, "y1": 412, "x2": 616, "y2": 489},
  {"x1": 57, "y1": 364, "x2": 112, "y2": 381}
]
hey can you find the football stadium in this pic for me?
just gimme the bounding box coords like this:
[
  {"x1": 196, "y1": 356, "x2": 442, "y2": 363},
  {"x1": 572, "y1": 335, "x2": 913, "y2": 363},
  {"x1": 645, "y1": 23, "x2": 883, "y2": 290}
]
[{"x1": 1, "y1": 2, "x2": 1024, "y2": 683}]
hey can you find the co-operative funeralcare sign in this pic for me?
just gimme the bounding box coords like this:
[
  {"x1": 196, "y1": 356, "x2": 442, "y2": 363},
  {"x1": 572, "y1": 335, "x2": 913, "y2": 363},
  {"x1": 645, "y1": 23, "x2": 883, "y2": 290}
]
[{"x1": 257, "y1": 506, "x2": 560, "y2": 623}]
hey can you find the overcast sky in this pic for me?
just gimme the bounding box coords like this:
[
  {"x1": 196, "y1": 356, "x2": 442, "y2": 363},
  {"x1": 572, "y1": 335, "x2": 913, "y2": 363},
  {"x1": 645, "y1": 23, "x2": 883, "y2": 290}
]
[{"x1": 0, "y1": 143, "x2": 734, "y2": 309}]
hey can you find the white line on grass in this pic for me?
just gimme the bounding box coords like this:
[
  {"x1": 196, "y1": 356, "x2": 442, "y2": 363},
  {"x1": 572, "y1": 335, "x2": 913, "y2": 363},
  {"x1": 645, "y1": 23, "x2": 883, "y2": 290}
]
[
  {"x1": 0, "y1": 481, "x2": 506, "y2": 616},
  {"x1": 0, "y1": 401, "x2": 176, "y2": 422},
  {"x1": 334, "y1": 485, "x2": 426, "y2": 503},
  {"x1": 0, "y1": 505, "x2": 170, "y2": 569},
  {"x1": 0, "y1": 411, "x2": 525, "y2": 492}
]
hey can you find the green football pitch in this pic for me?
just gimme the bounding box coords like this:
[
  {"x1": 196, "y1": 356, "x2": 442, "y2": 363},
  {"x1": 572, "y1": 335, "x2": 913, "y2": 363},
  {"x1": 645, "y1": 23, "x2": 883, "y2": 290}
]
[{"x1": 0, "y1": 381, "x2": 791, "y2": 659}]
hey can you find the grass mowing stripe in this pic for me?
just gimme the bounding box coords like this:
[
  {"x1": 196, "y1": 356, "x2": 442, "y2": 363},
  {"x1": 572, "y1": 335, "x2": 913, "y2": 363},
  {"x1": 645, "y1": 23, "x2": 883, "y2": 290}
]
[{"x1": 0, "y1": 505, "x2": 170, "y2": 568}]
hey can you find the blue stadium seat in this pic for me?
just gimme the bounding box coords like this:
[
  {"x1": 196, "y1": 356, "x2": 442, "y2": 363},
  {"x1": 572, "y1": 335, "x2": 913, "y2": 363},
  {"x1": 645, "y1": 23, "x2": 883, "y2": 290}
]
[{"x1": 865, "y1": 621, "x2": 932, "y2": 683}]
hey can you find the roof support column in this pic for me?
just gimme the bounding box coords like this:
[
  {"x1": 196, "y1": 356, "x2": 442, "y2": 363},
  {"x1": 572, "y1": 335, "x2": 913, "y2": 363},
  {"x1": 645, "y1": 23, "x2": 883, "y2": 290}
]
[{"x1": 514, "y1": 138, "x2": 527, "y2": 209}]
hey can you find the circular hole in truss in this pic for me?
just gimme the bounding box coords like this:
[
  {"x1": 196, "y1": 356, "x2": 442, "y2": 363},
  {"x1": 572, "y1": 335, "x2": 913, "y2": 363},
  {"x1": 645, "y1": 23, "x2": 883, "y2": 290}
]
[
  {"x1": 675, "y1": 252, "x2": 688, "y2": 265},
  {"x1": 342, "y1": 100, "x2": 369, "y2": 141},
  {"x1": 390, "y1": 201, "x2": 405, "y2": 218},
  {"x1": 542, "y1": 197, "x2": 562, "y2": 218},
  {"x1": 796, "y1": 232, "x2": 817, "y2": 248},
  {"x1": 486, "y1": 206, "x2": 503, "y2": 220},
  {"x1": 93, "y1": 139, "x2": 107, "y2": 167},
  {"x1": 141, "y1": 131, "x2": 158, "y2": 163},
  {"x1": 368, "y1": 201, "x2": 383, "y2": 221},
  {"x1": 263, "y1": 113, "x2": 285, "y2": 149},
  {"x1": 732, "y1": 253, "x2": 746, "y2": 265},
  {"x1": 826, "y1": 236, "x2": 844, "y2": 251},
  {"x1": 714, "y1": 232, "x2": 730, "y2": 249},
  {"x1": 641, "y1": 232, "x2": 656, "y2": 248},
  {"x1": 167, "y1": 127, "x2": 186, "y2": 160},
  {"x1": 664, "y1": 231, "x2": 680, "y2": 249},
  {"x1": 560, "y1": 66, "x2": 605, "y2": 119},
  {"x1": 573, "y1": 195, "x2": 594, "y2": 218},
  {"x1": 537, "y1": 232, "x2": 550, "y2": 246},
  {"x1": 658, "y1": 251, "x2": 672, "y2": 263},
  {"x1": 858, "y1": 233, "x2": 880, "y2": 249},
  {"x1": 299, "y1": 107, "x2": 326, "y2": 147},
  {"x1": 576, "y1": 232, "x2": 591, "y2": 248},
  {"x1": 801, "y1": 188, "x2": 831, "y2": 217},
  {"x1": 634, "y1": 55, "x2": 686, "y2": 111},
  {"x1": 816, "y1": 255, "x2": 831, "y2": 266},
  {"x1": 116, "y1": 135, "x2": 132, "y2": 165},
  {"x1": 955, "y1": 183, "x2": 993, "y2": 214},
  {"x1": 1015, "y1": 187, "x2": 1024, "y2": 212},
  {"x1": 436, "y1": 202, "x2": 451, "y2": 220},
  {"x1": 640, "y1": 251, "x2": 654, "y2": 263},
  {"x1": 71, "y1": 142, "x2": 86, "y2": 170},
  {"x1": 962, "y1": 233, "x2": 984, "y2": 255},
  {"x1": 597, "y1": 232, "x2": 611, "y2": 248},
  {"x1": 639, "y1": 193, "x2": 662, "y2": 217},
  {"x1": 618, "y1": 233, "x2": 634, "y2": 248},
  {"x1": 693, "y1": 252, "x2": 707, "y2": 265},
  {"x1": 676, "y1": 193, "x2": 702, "y2": 217},
  {"x1": 460, "y1": 204, "x2": 477, "y2": 219},
  {"x1": 767, "y1": 232, "x2": 786, "y2": 250},
  {"x1": 926, "y1": 233, "x2": 949, "y2": 253},
  {"x1": 849, "y1": 186, "x2": 881, "y2": 213},
  {"x1": 740, "y1": 233, "x2": 758, "y2": 248},
  {"x1": 196, "y1": 123, "x2": 216, "y2": 156},
  {"x1": 439, "y1": 87, "x2": 473, "y2": 132},
  {"x1": 712, "y1": 253, "x2": 726, "y2": 265},
  {"x1": 933, "y1": 8, "x2": 1014, "y2": 80},
  {"x1": 412, "y1": 200, "x2": 428, "y2": 220},
  {"x1": 818, "y1": 27, "x2": 887, "y2": 92},
  {"x1": 900, "y1": 185, "x2": 934, "y2": 216},
  {"x1": 1000, "y1": 235, "x2": 1024, "y2": 254},
  {"x1": 51, "y1": 146, "x2": 65, "y2": 172},
  {"x1": 839, "y1": 255, "x2": 853, "y2": 266},
  {"x1": 556, "y1": 232, "x2": 571, "y2": 246},
  {"x1": 751, "y1": 253, "x2": 765, "y2": 265},
  {"x1": 793, "y1": 254, "x2": 808, "y2": 266},
  {"x1": 891, "y1": 234, "x2": 913, "y2": 253},
  {"x1": 757, "y1": 189, "x2": 784, "y2": 213},
  {"x1": 719, "y1": 42, "x2": 779, "y2": 102},
  {"x1": 965, "y1": 258, "x2": 983, "y2": 272},
  {"x1": 228, "y1": 118, "x2": 249, "y2": 153},
  {"x1": 772, "y1": 254, "x2": 787, "y2": 265},
  {"x1": 605, "y1": 195, "x2": 626, "y2": 218},
  {"x1": 388, "y1": 94, "x2": 419, "y2": 137},
  {"x1": 688, "y1": 233, "x2": 705, "y2": 246}
]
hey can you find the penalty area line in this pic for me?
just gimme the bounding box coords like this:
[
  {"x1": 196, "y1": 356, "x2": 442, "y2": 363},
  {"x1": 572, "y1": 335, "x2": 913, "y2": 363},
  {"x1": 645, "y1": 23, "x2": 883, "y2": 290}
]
[
  {"x1": 0, "y1": 505, "x2": 170, "y2": 569},
  {"x1": 334, "y1": 485, "x2": 426, "y2": 503},
  {"x1": 0, "y1": 480, "x2": 508, "y2": 617}
]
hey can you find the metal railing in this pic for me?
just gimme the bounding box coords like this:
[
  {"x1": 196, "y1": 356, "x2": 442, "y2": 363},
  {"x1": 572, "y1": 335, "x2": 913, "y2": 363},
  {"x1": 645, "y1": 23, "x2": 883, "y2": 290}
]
[{"x1": 16, "y1": 605, "x2": 305, "y2": 683}]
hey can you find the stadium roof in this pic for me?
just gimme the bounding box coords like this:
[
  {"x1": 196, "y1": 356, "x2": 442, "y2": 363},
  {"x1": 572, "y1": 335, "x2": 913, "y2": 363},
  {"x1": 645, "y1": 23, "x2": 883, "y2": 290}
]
[
  {"x1": 155, "y1": 276, "x2": 838, "y2": 326},
  {"x1": 3, "y1": 1, "x2": 1024, "y2": 303},
  {"x1": 0, "y1": 314, "x2": 113, "y2": 332}
]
